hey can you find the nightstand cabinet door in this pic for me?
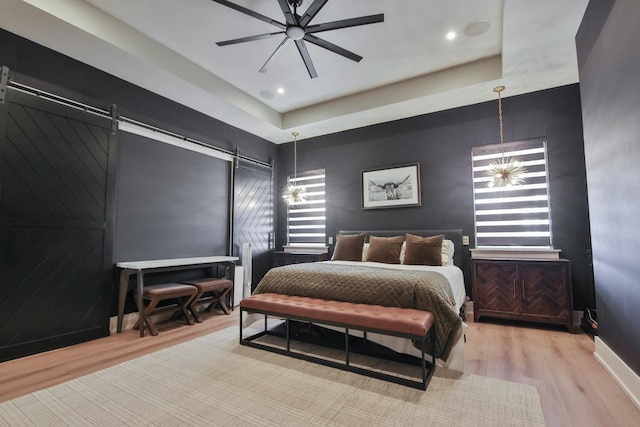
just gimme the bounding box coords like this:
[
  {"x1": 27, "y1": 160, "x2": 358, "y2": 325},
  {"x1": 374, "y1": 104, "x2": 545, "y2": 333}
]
[
  {"x1": 472, "y1": 258, "x2": 573, "y2": 331},
  {"x1": 519, "y1": 264, "x2": 570, "y2": 320},
  {"x1": 473, "y1": 261, "x2": 519, "y2": 320}
]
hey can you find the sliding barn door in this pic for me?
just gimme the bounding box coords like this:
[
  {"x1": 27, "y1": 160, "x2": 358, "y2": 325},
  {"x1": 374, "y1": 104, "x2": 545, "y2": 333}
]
[
  {"x1": 233, "y1": 162, "x2": 273, "y2": 291},
  {"x1": 0, "y1": 89, "x2": 116, "y2": 362}
]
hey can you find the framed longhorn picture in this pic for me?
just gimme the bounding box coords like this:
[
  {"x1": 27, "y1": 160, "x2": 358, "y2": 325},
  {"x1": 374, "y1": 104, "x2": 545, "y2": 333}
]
[{"x1": 361, "y1": 163, "x2": 421, "y2": 209}]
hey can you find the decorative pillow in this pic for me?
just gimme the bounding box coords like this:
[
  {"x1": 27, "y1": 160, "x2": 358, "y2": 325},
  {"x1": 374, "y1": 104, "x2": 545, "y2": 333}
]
[
  {"x1": 331, "y1": 233, "x2": 366, "y2": 261},
  {"x1": 365, "y1": 235, "x2": 405, "y2": 264},
  {"x1": 399, "y1": 236, "x2": 455, "y2": 265},
  {"x1": 361, "y1": 243, "x2": 370, "y2": 261},
  {"x1": 402, "y1": 233, "x2": 444, "y2": 266},
  {"x1": 442, "y1": 239, "x2": 455, "y2": 266}
]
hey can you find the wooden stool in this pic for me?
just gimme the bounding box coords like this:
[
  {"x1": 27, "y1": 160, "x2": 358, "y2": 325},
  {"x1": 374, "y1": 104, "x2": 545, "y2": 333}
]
[
  {"x1": 133, "y1": 283, "x2": 198, "y2": 336},
  {"x1": 183, "y1": 278, "x2": 233, "y2": 322}
]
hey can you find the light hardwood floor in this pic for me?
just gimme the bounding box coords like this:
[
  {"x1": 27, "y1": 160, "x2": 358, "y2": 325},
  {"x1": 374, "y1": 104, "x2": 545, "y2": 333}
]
[{"x1": 0, "y1": 309, "x2": 638, "y2": 426}]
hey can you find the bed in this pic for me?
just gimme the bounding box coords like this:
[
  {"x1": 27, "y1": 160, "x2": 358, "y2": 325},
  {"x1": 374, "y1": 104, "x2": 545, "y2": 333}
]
[{"x1": 248, "y1": 229, "x2": 467, "y2": 372}]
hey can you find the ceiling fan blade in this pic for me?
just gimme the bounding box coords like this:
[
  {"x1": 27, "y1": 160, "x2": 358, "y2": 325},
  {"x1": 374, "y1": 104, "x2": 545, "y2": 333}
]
[
  {"x1": 216, "y1": 31, "x2": 284, "y2": 46},
  {"x1": 210, "y1": 0, "x2": 286, "y2": 30},
  {"x1": 276, "y1": 0, "x2": 297, "y2": 25},
  {"x1": 294, "y1": 39, "x2": 318, "y2": 79},
  {"x1": 299, "y1": 0, "x2": 329, "y2": 27},
  {"x1": 303, "y1": 34, "x2": 362, "y2": 62},
  {"x1": 305, "y1": 14, "x2": 384, "y2": 34},
  {"x1": 259, "y1": 37, "x2": 289, "y2": 74}
]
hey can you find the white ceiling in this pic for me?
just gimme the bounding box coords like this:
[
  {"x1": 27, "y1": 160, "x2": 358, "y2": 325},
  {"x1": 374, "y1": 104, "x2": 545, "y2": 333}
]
[{"x1": 1, "y1": 0, "x2": 589, "y2": 143}]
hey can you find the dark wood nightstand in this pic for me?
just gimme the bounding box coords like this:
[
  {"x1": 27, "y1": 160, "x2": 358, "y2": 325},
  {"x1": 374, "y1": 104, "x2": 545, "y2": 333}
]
[
  {"x1": 472, "y1": 258, "x2": 573, "y2": 332},
  {"x1": 272, "y1": 251, "x2": 329, "y2": 267}
]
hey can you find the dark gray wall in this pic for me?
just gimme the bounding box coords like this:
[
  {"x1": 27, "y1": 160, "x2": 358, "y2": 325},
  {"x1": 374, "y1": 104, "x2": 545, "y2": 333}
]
[
  {"x1": 113, "y1": 132, "x2": 230, "y2": 262},
  {"x1": 577, "y1": 0, "x2": 640, "y2": 375},
  {"x1": 277, "y1": 84, "x2": 593, "y2": 308}
]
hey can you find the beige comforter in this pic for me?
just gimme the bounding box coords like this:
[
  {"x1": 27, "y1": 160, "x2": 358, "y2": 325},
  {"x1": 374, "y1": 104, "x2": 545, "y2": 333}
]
[{"x1": 253, "y1": 262, "x2": 462, "y2": 361}]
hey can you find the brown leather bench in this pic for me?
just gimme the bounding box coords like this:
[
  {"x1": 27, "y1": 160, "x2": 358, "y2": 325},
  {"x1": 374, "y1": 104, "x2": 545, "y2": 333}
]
[
  {"x1": 239, "y1": 293, "x2": 436, "y2": 390},
  {"x1": 182, "y1": 277, "x2": 234, "y2": 322},
  {"x1": 133, "y1": 283, "x2": 198, "y2": 336}
]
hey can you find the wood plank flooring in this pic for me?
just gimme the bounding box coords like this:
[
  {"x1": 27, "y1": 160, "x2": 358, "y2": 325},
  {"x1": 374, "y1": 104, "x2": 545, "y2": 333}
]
[{"x1": 0, "y1": 309, "x2": 638, "y2": 426}]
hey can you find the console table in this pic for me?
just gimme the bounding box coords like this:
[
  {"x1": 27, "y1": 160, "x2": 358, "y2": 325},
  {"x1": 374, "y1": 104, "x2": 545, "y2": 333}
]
[{"x1": 116, "y1": 256, "x2": 238, "y2": 336}]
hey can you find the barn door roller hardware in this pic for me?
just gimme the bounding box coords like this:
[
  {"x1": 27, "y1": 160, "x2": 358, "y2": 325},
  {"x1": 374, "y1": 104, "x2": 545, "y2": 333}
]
[
  {"x1": 0, "y1": 66, "x2": 11, "y2": 104},
  {"x1": 109, "y1": 104, "x2": 119, "y2": 136}
]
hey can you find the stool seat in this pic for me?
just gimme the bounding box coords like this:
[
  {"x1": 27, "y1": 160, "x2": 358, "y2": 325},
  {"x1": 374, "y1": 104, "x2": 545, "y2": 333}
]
[
  {"x1": 145, "y1": 283, "x2": 199, "y2": 297},
  {"x1": 183, "y1": 278, "x2": 233, "y2": 322},
  {"x1": 133, "y1": 283, "x2": 197, "y2": 336}
]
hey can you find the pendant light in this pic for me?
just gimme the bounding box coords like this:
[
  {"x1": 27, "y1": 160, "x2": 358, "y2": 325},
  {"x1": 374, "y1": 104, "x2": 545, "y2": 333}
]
[
  {"x1": 486, "y1": 86, "x2": 526, "y2": 188},
  {"x1": 282, "y1": 131, "x2": 306, "y2": 205}
]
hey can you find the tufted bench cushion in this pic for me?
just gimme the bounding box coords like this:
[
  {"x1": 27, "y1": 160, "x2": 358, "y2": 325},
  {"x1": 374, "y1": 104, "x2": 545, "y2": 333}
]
[{"x1": 240, "y1": 293, "x2": 434, "y2": 338}]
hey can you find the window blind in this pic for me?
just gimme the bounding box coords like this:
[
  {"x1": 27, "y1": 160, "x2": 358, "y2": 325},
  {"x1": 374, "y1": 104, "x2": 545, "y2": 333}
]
[
  {"x1": 286, "y1": 169, "x2": 326, "y2": 249},
  {"x1": 471, "y1": 138, "x2": 552, "y2": 248}
]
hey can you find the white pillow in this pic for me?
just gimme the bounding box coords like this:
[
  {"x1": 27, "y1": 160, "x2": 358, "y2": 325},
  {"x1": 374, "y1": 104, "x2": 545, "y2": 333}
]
[
  {"x1": 361, "y1": 243, "x2": 369, "y2": 261},
  {"x1": 442, "y1": 239, "x2": 455, "y2": 266},
  {"x1": 398, "y1": 239, "x2": 455, "y2": 266}
]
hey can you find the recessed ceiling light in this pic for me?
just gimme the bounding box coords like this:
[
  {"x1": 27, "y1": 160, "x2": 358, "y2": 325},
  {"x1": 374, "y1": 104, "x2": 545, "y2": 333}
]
[
  {"x1": 446, "y1": 31, "x2": 456, "y2": 41},
  {"x1": 464, "y1": 19, "x2": 491, "y2": 37},
  {"x1": 277, "y1": 87, "x2": 285, "y2": 94}
]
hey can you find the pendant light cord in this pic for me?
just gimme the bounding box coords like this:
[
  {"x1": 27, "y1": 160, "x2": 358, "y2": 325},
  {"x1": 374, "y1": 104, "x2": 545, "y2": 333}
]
[
  {"x1": 292, "y1": 131, "x2": 299, "y2": 182},
  {"x1": 494, "y1": 86, "x2": 505, "y2": 160}
]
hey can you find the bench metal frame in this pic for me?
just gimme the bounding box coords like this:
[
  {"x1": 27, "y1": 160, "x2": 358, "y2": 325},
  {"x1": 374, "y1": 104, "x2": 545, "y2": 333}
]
[{"x1": 240, "y1": 306, "x2": 436, "y2": 390}]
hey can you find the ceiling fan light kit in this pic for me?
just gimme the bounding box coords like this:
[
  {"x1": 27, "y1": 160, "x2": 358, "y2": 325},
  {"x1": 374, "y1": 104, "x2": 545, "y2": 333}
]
[{"x1": 212, "y1": 0, "x2": 384, "y2": 78}]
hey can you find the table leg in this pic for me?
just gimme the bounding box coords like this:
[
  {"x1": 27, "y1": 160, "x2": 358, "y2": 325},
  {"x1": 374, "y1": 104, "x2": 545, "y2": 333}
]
[
  {"x1": 117, "y1": 269, "x2": 130, "y2": 333},
  {"x1": 137, "y1": 270, "x2": 145, "y2": 337},
  {"x1": 227, "y1": 262, "x2": 236, "y2": 310}
]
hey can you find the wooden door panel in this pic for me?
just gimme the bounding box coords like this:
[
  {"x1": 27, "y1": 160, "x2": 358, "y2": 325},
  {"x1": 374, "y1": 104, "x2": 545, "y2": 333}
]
[
  {"x1": 474, "y1": 262, "x2": 519, "y2": 314},
  {"x1": 0, "y1": 89, "x2": 114, "y2": 362},
  {"x1": 519, "y1": 264, "x2": 569, "y2": 318},
  {"x1": 3, "y1": 102, "x2": 109, "y2": 221},
  {"x1": 233, "y1": 163, "x2": 273, "y2": 291}
]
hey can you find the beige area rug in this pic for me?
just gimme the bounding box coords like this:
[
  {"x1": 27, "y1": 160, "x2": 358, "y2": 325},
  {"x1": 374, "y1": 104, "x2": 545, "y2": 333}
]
[{"x1": 0, "y1": 327, "x2": 545, "y2": 427}]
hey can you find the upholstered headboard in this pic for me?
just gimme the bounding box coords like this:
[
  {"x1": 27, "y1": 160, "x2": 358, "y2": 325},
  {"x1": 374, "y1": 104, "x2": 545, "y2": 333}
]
[{"x1": 337, "y1": 229, "x2": 464, "y2": 270}]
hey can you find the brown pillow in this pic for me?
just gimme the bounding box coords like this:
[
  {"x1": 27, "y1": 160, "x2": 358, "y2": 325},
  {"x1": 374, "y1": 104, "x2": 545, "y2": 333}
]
[
  {"x1": 331, "y1": 233, "x2": 366, "y2": 261},
  {"x1": 403, "y1": 234, "x2": 444, "y2": 266},
  {"x1": 365, "y1": 235, "x2": 405, "y2": 264}
]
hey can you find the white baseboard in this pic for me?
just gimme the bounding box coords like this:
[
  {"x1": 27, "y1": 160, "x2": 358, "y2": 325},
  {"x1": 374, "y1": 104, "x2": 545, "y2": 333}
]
[{"x1": 594, "y1": 337, "x2": 640, "y2": 410}]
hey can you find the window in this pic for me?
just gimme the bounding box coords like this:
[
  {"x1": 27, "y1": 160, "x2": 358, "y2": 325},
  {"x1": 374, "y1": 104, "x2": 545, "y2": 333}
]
[
  {"x1": 471, "y1": 138, "x2": 552, "y2": 248},
  {"x1": 285, "y1": 168, "x2": 326, "y2": 251}
]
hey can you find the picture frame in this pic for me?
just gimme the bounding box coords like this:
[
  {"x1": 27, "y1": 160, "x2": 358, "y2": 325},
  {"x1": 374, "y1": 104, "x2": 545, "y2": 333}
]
[{"x1": 362, "y1": 163, "x2": 421, "y2": 209}]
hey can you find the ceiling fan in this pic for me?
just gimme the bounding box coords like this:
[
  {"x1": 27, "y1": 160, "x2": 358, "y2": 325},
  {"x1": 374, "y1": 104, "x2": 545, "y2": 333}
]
[{"x1": 211, "y1": 0, "x2": 384, "y2": 78}]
